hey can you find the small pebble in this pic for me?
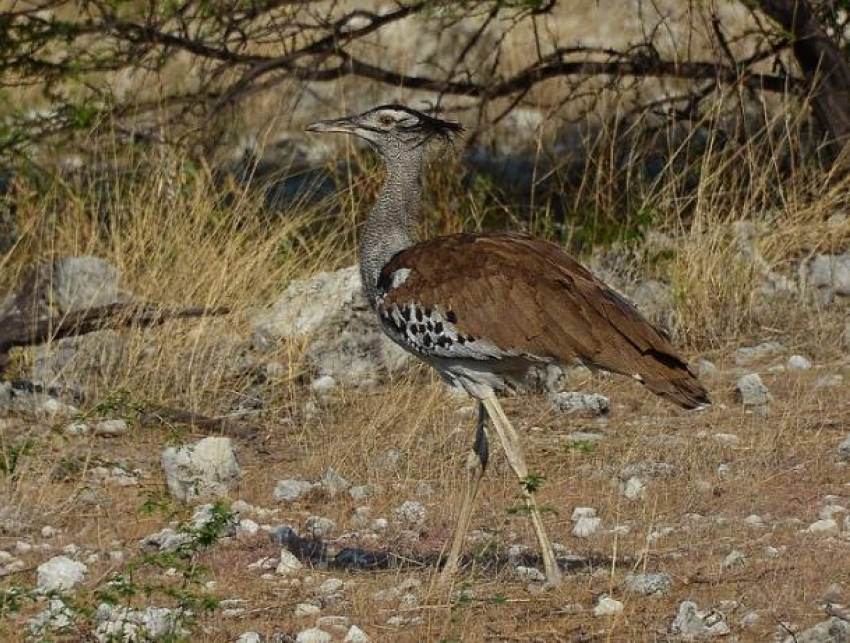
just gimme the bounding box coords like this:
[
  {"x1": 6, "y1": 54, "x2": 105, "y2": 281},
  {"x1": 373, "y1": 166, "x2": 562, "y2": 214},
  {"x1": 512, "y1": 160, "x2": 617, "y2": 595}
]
[
  {"x1": 236, "y1": 634, "x2": 262, "y2": 643},
  {"x1": 295, "y1": 603, "x2": 321, "y2": 617},
  {"x1": 65, "y1": 422, "x2": 89, "y2": 435},
  {"x1": 787, "y1": 355, "x2": 812, "y2": 370},
  {"x1": 276, "y1": 550, "x2": 303, "y2": 575},
  {"x1": 593, "y1": 596, "x2": 624, "y2": 616},
  {"x1": 735, "y1": 373, "x2": 772, "y2": 407},
  {"x1": 343, "y1": 625, "x2": 373, "y2": 643},
  {"x1": 721, "y1": 550, "x2": 746, "y2": 570},
  {"x1": 551, "y1": 391, "x2": 610, "y2": 416},
  {"x1": 93, "y1": 419, "x2": 129, "y2": 437},
  {"x1": 296, "y1": 628, "x2": 332, "y2": 643}
]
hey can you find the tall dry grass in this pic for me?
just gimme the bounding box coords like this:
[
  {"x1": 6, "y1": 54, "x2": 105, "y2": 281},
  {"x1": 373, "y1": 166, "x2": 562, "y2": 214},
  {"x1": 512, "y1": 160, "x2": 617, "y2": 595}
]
[{"x1": 2, "y1": 99, "x2": 848, "y2": 413}]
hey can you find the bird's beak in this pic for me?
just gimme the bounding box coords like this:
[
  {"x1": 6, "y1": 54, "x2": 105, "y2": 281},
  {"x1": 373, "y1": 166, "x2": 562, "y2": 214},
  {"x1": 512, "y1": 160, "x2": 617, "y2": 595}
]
[{"x1": 306, "y1": 117, "x2": 357, "y2": 134}]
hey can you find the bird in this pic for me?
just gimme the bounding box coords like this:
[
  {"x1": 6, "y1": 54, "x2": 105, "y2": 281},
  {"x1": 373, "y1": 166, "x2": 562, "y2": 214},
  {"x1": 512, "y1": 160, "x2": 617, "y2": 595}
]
[{"x1": 307, "y1": 104, "x2": 709, "y2": 588}]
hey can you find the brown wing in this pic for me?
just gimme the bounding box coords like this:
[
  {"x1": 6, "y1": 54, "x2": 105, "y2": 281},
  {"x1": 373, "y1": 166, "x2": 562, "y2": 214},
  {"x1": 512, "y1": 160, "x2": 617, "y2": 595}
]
[{"x1": 379, "y1": 232, "x2": 708, "y2": 409}]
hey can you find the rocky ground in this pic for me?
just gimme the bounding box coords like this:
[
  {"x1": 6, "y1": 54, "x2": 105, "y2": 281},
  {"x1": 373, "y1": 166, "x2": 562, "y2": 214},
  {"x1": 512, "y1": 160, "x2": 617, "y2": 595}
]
[{"x1": 1, "y1": 254, "x2": 850, "y2": 642}]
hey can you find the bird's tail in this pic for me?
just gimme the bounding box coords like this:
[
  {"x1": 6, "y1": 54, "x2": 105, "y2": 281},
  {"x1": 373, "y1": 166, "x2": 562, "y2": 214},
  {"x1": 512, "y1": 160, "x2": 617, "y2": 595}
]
[{"x1": 639, "y1": 351, "x2": 710, "y2": 409}]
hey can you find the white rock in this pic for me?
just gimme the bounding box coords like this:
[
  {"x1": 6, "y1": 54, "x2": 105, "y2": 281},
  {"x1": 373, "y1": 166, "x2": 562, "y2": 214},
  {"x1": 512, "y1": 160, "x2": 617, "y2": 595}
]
[
  {"x1": 696, "y1": 358, "x2": 717, "y2": 378},
  {"x1": 296, "y1": 628, "x2": 332, "y2": 643},
  {"x1": 236, "y1": 633, "x2": 263, "y2": 643},
  {"x1": 551, "y1": 391, "x2": 610, "y2": 416},
  {"x1": 27, "y1": 598, "x2": 75, "y2": 635},
  {"x1": 295, "y1": 603, "x2": 321, "y2": 617},
  {"x1": 787, "y1": 355, "x2": 812, "y2": 370},
  {"x1": 621, "y1": 476, "x2": 646, "y2": 500},
  {"x1": 838, "y1": 434, "x2": 850, "y2": 462},
  {"x1": 593, "y1": 596, "x2": 624, "y2": 616},
  {"x1": 572, "y1": 516, "x2": 603, "y2": 538},
  {"x1": 804, "y1": 518, "x2": 839, "y2": 535},
  {"x1": 65, "y1": 421, "x2": 89, "y2": 435},
  {"x1": 237, "y1": 518, "x2": 260, "y2": 535},
  {"x1": 139, "y1": 527, "x2": 192, "y2": 553},
  {"x1": 721, "y1": 550, "x2": 746, "y2": 570},
  {"x1": 806, "y1": 252, "x2": 850, "y2": 304},
  {"x1": 93, "y1": 419, "x2": 129, "y2": 437},
  {"x1": 317, "y1": 615, "x2": 351, "y2": 630},
  {"x1": 160, "y1": 437, "x2": 241, "y2": 503},
  {"x1": 622, "y1": 572, "x2": 672, "y2": 595},
  {"x1": 344, "y1": 625, "x2": 373, "y2": 643},
  {"x1": 671, "y1": 601, "x2": 731, "y2": 639},
  {"x1": 735, "y1": 341, "x2": 782, "y2": 364},
  {"x1": 571, "y1": 507, "x2": 597, "y2": 520},
  {"x1": 319, "y1": 578, "x2": 344, "y2": 596},
  {"x1": 247, "y1": 556, "x2": 277, "y2": 571},
  {"x1": 94, "y1": 604, "x2": 184, "y2": 642},
  {"x1": 274, "y1": 478, "x2": 314, "y2": 502},
  {"x1": 394, "y1": 501, "x2": 426, "y2": 528},
  {"x1": 52, "y1": 256, "x2": 128, "y2": 313},
  {"x1": 37, "y1": 556, "x2": 87, "y2": 592},
  {"x1": 819, "y1": 504, "x2": 846, "y2": 520},
  {"x1": 276, "y1": 549, "x2": 303, "y2": 575},
  {"x1": 348, "y1": 485, "x2": 370, "y2": 501},
  {"x1": 735, "y1": 373, "x2": 772, "y2": 406},
  {"x1": 783, "y1": 617, "x2": 850, "y2": 643},
  {"x1": 41, "y1": 526, "x2": 58, "y2": 538},
  {"x1": 253, "y1": 266, "x2": 410, "y2": 386}
]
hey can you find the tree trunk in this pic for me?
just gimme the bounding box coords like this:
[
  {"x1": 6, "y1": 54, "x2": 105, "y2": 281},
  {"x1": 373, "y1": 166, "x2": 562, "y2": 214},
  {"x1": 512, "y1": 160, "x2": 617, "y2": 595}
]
[{"x1": 757, "y1": 0, "x2": 850, "y2": 167}]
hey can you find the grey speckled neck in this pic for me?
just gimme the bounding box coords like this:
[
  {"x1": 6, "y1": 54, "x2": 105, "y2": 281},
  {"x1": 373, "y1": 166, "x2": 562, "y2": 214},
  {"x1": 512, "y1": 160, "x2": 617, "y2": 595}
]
[{"x1": 359, "y1": 151, "x2": 424, "y2": 309}]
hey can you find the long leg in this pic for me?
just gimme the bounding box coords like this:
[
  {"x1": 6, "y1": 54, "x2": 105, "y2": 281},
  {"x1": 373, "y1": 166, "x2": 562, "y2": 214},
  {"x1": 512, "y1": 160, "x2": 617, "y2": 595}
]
[
  {"x1": 437, "y1": 402, "x2": 489, "y2": 587},
  {"x1": 481, "y1": 395, "x2": 562, "y2": 586}
]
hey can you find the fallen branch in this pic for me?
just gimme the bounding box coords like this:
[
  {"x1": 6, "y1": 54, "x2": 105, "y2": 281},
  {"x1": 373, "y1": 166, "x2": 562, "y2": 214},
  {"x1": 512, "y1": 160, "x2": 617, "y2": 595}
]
[
  {"x1": 139, "y1": 405, "x2": 260, "y2": 440},
  {"x1": 0, "y1": 302, "x2": 230, "y2": 373}
]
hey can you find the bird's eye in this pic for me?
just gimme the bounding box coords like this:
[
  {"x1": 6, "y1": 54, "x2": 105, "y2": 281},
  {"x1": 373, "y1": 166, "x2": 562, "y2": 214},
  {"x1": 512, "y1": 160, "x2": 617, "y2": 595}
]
[{"x1": 379, "y1": 114, "x2": 394, "y2": 126}]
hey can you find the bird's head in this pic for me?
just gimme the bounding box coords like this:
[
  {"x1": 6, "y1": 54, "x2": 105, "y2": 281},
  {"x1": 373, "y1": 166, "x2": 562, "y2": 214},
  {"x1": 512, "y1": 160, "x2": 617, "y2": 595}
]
[{"x1": 307, "y1": 104, "x2": 462, "y2": 159}]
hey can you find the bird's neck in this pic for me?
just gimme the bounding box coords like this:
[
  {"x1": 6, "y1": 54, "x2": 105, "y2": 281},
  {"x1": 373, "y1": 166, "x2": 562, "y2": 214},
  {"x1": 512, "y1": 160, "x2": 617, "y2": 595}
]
[{"x1": 359, "y1": 154, "x2": 423, "y2": 308}]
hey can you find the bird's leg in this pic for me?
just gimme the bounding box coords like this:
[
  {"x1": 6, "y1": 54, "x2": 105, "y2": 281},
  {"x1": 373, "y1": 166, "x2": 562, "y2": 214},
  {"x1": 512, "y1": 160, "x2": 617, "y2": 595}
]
[
  {"x1": 437, "y1": 402, "x2": 489, "y2": 588},
  {"x1": 481, "y1": 395, "x2": 562, "y2": 587}
]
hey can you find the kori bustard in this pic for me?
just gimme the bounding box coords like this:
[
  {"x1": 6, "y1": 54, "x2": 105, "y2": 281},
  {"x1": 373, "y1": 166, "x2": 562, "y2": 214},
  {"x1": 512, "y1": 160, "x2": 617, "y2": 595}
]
[{"x1": 307, "y1": 105, "x2": 708, "y2": 587}]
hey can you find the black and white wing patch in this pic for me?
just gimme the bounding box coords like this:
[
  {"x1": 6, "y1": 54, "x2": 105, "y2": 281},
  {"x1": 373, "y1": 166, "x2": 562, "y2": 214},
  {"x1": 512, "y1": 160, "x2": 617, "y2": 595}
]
[{"x1": 375, "y1": 267, "x2": 507, "y2": 360}]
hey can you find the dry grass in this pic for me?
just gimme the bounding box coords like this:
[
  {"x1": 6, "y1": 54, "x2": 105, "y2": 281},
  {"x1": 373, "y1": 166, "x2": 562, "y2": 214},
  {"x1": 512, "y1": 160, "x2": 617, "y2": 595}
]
[{"x1": 1, "y1": 101, "x2": 849, "y2": 642}]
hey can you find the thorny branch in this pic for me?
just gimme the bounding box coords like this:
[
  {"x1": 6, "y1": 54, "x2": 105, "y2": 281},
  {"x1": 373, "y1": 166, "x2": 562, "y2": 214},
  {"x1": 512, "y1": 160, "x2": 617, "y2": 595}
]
[{"x1": 0, "y1": 0, "x2": 847, "y2": 157}]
